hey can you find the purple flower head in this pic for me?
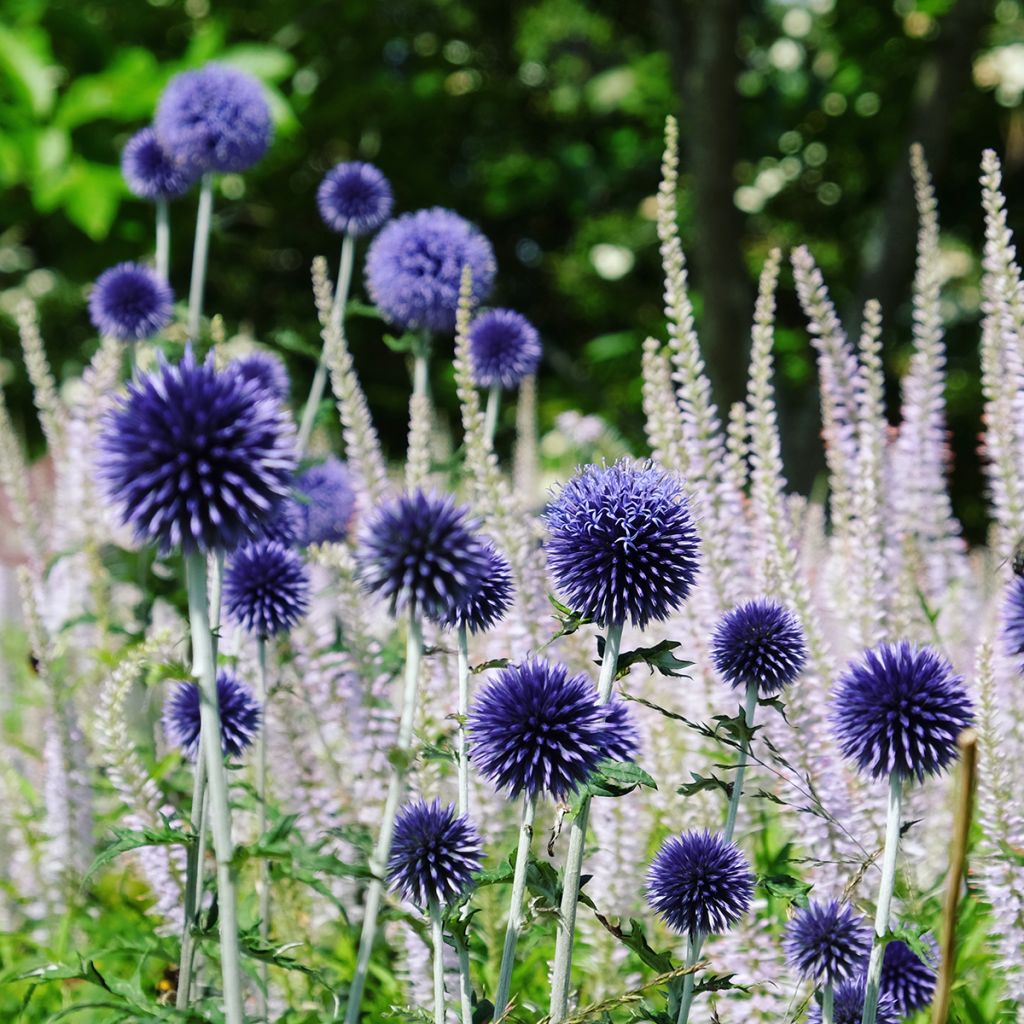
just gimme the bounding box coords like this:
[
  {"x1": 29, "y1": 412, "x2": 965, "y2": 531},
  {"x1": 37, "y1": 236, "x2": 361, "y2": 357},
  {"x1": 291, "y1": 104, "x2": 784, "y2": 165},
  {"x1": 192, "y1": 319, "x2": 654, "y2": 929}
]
[
  {"x1": 155, "y1": 63, "x2": 271, "y2": 173},
  {"x1": 645, "y1": 830, "x2": 753, "y2": 937},
  {"x1": 602, "y1": 696, "x2": 641, "y2": 762},
  {"x1": 783, "y1": 899, "x2": 872, "y2": 985},
  {"x1": 163, "y1": 670, "x2": 261, "y2": 759},
  {"x1": 438, "y1": 542, "x2": 514, "y2": 634},
  {"x1": 468, "y1": 308, "x2": 541, "y2": 390},
  {"x1": 386, "y1": 799, "x2": 483, "y2": 908},
  {"x1": 544, "y1": 460, "x2": 700, "y2": 629},
  {"x1": 97, "y1": 349, "x2": 297, "y2": 553},
  {"x1": 89, "y1": 262, "x2": 173, "y2": 341},
  {"x1": 355, "y1": 490, "x2": 491, "y2": 622},
  {"x1": 224, "y1": 538, "x2": 310, "y2": 638},
  {"x1": 469, "y1": 657, "x2": 624, "y2": 800},
  {"x1": 711, "y1": 598, "x2": 807, "y2": 696},
  {"x1": 879, "y1": 938, "x2": 937, "y2": 1016},
  {"x1": 229, "y1": 350, "x2": 290, "y2": 402},
  {"x1": 831, "y1": 641, "x2": 974, "y2": 781},
  {"x1": 294, "y1": 458, "x2": 357, "y2": 547},
  {"x1": 365, "y1": 207, "x2": 496, "y2": 333},
  {"x1": 121, "y1": 126, "x2": 198, "y2": 201},
  {"x1": 317, "y1": 161, "x2": 393, "y2": 237},
  {"x1": 807, "y1": 979, "x2": 899, "y2": 1024},
  {"x1": 1001, "y1": 576, "x2": 1024, "y2": 668}
]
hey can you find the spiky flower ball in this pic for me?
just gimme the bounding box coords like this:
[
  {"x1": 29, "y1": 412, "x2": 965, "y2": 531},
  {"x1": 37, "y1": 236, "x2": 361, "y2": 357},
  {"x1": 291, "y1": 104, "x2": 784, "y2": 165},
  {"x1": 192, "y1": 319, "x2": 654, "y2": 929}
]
[
  {"x1": 711, "y1": 598, "x2": 807, "y2": 696},
  {"x1": 224, "y1": 539, "x2": 310, "y2": 638},
  {"x1": 89, "y1": 263, "x2": 173, "y2": 341},
  {"x1": 317, "y1": 161, "x2": 393, "y2": 236},
  {"x1": 1001, "y1": 576, "x2": 1024, "y2": 667},
  {"x1": 807, "y1": 979, "x2": 899, "y2": 1024},
  {"x1": 544, "y1": 461, "x2": 700, "y2": 629},
  {"x1": 783, "y1": 899, "x2": 872, "y2": 985},
  {"x1": 831, "y1": 641, "x2": 974, "y2": 781},
  {"x1": 438, "y1": 543, "x2": 514, "y2": 634},
  {"x1": 97, "y1": 349, "x2": 296, "y2": 553},
  {"x1": 229, "y1": 350, "x2": 290, "y2": 402},
  {"x1": 602, "y1": 697, "x2": 641, "y2": 762},
  {"x1": 163, "y1": 670, "x2": 261, "y2": 759},
  {"x1": 387, "y1": 799, "x2": 483, "y2": 908},
  {"x1": 155, "y1": 63, "x2": 271, "y2": 173},
  {"x1": 879, "y1": 938, "x2": 937, "y2": 1016},
  {"x1": 646, "y1": 830, "x2": 753, "y2": 937},
  {"x1": 294, "y1": 458, "x2": 357, "y2": 547},
  {"x1": 468, "y1": 308, "x2": 542, "y2": 389},
  {"x1": 355, "y1": 490, "x2": 491, "y2": 622},
  {"x1": 365, "y1": 207, "x2": 496, "y2": 333},
  {"x1": 121, "y1": 127, "x2": 198, "y2": 201}
]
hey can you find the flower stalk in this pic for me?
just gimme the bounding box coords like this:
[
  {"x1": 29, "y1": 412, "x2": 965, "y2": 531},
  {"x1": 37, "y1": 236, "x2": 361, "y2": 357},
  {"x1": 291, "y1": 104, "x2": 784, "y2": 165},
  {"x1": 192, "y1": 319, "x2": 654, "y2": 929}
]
[
  {"x1": 722, "y1": 681, "x2": 758, "y2": 842},
  {"x1": 156, "y1": 199, "x2": 170, "y2": 282},
  {"x1": 483, "y1": 385, "x2": 501, "y2": 444},
  {"x1": 187, "y1": 174, "x2": 214, "y2": 341},
  {"x1": 429, "y1": 900, "x2": 447, "y2": 1024},
  {"x1": 256, "y1": 635, "x2": 270, "y2": 1022}
]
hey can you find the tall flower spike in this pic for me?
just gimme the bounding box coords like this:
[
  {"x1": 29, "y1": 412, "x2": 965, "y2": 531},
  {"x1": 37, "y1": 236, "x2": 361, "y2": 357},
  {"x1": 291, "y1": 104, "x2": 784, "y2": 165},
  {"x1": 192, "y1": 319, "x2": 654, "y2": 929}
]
[
  {"x1": 223, "y1": 539, "x2": 310, "y2": 638},
  {"x1": 317, "y1": 161, "x2": 393, "y2": 237},
  {"x1": 808, "y1": 979, "x2": 900, "y2": 1024},
  {"x1": 438, "y1": 542, "x2": 514, "y2": 634},
  {"x1": 544, "y1": 460, "x2": 700, "y2": 629},
  {"x1": 710, "y1": 598, "x2": 807, "y2": 696},
  {"x1": 121, "y1": 126, "x2": 198, "y2": 201},
  {"x1": 89, "y1": 263, "x2": 173, "y2": 341},
  {"x1": 783, "y1": 899, "x2": 872, "y2": 985},
  {"x1": 163, "y1": 670, "x2": 262, "y2": 759},
  {"x1": 468, "y1": 308, "x2": 542, "y2": 389},
  {"x1": 294, "y1": 457, "x2": 357, "y2": 547}
]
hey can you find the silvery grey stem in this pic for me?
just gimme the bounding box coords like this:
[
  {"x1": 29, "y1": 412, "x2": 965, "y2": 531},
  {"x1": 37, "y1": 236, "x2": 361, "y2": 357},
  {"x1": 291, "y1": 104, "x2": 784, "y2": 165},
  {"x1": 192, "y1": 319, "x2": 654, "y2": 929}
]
[
  {"x1": 256, "y1": 636, "x2": 270, "y2": 1022},
  {"x1": 722, "y1": 681, "x2": 758, "y2": 843},
  {"x1": 548, "y1": 621, "x2": 623, "y2": 1021},
  {"x1": 483, "y1": 385, "x2": 501, "y2": 445},
  {"x1": 675, "y1": 932, "x2": 704, "y2": 1024},
  {"x1": 156, "y1": 200, "x2": 170, "y2": 283},
  {"x1": 429, "y1": 900, "x2": 447, "y2": 1024},
  {"x1": 822, "y1": 982, "x2": 834, "y2": 1024},
  {"x1": 457, "y1": 624, "x2": 471, "y2": 818},
  {"x1": 455, "y1": 937, "x2": 474, "y2": 1024},
  {"x1": 187, "y1": 175, "x2": 214, "y2": 341}
]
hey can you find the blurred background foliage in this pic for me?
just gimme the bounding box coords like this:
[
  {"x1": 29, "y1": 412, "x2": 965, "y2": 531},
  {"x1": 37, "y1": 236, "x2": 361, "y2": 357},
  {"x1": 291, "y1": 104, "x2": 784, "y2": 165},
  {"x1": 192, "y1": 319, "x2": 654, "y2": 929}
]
[{"x1": 1, "y1": 0, "x2": 1022, "y2": 538}]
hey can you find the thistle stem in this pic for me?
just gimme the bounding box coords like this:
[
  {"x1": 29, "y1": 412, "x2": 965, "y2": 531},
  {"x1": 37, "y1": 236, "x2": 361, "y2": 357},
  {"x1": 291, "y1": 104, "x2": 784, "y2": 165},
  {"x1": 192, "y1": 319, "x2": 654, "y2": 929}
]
[
  {"x1": 344, "y1": 613, "x2": 424, "y2": 1024},
  {"x1": 722, "y1": 681, "x2": 758, "y2": 843},
  {"x1": 483, "y1": 385, "x2": 501, "y2": 445},
  {"x1": 455, "y1": 937, "x2": 474, "y2": 1024},
  {"x1": 675, "y1": 931, "x2": 704, "y2": 1024},
  {"x1": 861, "y1": 773, "x2": 904, "y2": 1024},
  {"x1": 156, "y1": 200, "x2": 170, "y2": 283},
  {"x1": 429, "y1": 900, "x2": 447, "y2": 1024},
  {"x1": 494, "y1": 795, "x2": 537, "y2": 1018},
  {"x1": 187, "y1": 174, "x2": 214, "y2": 342},
  {"x1": 549, "y1": 621, "x2": 623, "y2": 1021},
  {"x1": 256, "y1": 635, "x2": 270, "y2": 1021},
  {"x1": 456, "y1": 624, "x2": 471, "y2": 819},
  {"x1": 822, "y1": 982, "x2": 835, "y2": 1024}
]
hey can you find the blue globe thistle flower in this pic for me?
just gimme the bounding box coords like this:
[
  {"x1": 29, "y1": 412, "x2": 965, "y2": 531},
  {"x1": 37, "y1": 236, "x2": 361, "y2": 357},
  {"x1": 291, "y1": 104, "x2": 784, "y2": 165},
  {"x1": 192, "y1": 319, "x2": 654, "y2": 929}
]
[
  {"x1": 602, "y1": 697, "x2": 641, "y2": 762},
  {"x1": 365, "y1": 207, "x2": 496, "y2": 333},
  {"x1": 97, "y1": 349, "x2": 296, "y2": 553},
  {"x1": 438, "y1": 542, "x2": 514, "y2": 634},
  {"x1": 163, "y1": 670, "x2": 262, "y2": 759},
  {"x1": 155, "y1": 63, "x2": 271, "y2": 173},
  {"x1": 121, "y1": 126, "x2": 198, "y2": 201},
  {"x1": 386, "y1": 799, "x2": 483, "y2": 908},
  {"x1": 783, "y1": 899, "x2": 872, "y2": 985},
  {"x1": 294, "y1": 458, "x2": 357, "y2": 547},
  {"x1": 468, "y1": 658, "x2": 623, "y2": 800},
  {"x1": 1001, "y1": 576, "x2": 1024, "y2": 667},
  {"x1": 645, "y1": 830, "x2": 753, "y2": 937},
  {"x1": 468, "y1": 308, "x2": 542, "y2": 390},
  {"x1": 355, "y1": 490, "x2": 491, "y2": 622},
  {"x1": 711, "y1": 598, "x2": 807, "y2": 696},
  {"x1": 831, "y1": 641, "x2": 974, "y2": 781},
  {"x1": 229, "y1": 350, "x2": 290, "y2": 402},
  {"x1": 317, "y1": 161, "x2": 393, "y2": 237},
  {"x1": 89, "y1": 262, "x2": 173, "y2": 341},
  {"x1": 544, "y1": 461, "x2": 700, "y2": 629},
  {"x1": 879, "y1": 938, "x2": 937, "y2": 1016},
  {"x1": 807, "y1": 979, "x2": 899, "y2": 1024},
  {"x1": 224, "y1": 539, "x2": 310, "y2": 638}
]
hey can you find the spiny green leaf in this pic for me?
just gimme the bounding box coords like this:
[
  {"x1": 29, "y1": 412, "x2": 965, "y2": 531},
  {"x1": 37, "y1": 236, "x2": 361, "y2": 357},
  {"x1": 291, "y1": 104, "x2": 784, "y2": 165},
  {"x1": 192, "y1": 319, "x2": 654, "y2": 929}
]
[
  {"x1": 594, "y1": 914, "x2": 675, "y2": 974},
  {"x1": 83, "y1": 825, "x2": 192, "y2": 885},
  {"x1": 597, "y1": 636, "x2": 693, "y2": 679},
  {"x1": 677, "y1": 772, "x2": 733, "y2": 799},
  {"x1": 759, "y1": 873, "x2": 812, "y2": 907}
]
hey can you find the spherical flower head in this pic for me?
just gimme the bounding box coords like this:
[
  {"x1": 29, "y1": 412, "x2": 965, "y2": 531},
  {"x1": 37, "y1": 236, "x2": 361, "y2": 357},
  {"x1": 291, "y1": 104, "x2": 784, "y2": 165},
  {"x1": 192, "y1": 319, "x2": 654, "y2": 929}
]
[
  {"x1": 645, "y1": 830, "x2": 753, "y2": 937},
  {"x1": 155, "y1": 62, "x2": 271, "y2": 173},
  {"x1": 365, "y1": 207, "x2": 496, "y2": 333},
  {"x1": 386, "y1": 799, "x2": 483, "y2": 908},
  {"x1": 807, "y1": 979, "x2": 899, "y2": 1024},
  {"x1": 831, "y1": 641, "x2": 974, "y2": 781},
  {"x1": 438, "y1": 542, "x2": 514, "y2": 634},
  {"x1": 121, "y1": 126, "x2": 198, "y2": 201},
  {"x1": 711, "y1": 598, "x2": 807, "y2": 696},
  {"x1": 1001, "y1": 576, "x2": 1024, "y2": 667},
  {"x1": 224, "y1": 538, "x2": 310, "y2": 637},
  {"x1": 97, "y1": 349, "x2": 297, "y2": 554},
  {"x1": 229, "y1": 350, "x2": 290, "y2": 402},
  {"x1": 163, "y1": 670, "x2": 261, "y2": 759},
  {"x1": 89, "y1": 262, "x2": 173, "y2": 341},
  {"x1": 544, "y1": 460, "x2": 700, "y2": 629},
  {"x1": 879, "y1": 938, "x2": 937, "y2": 1016},
  {"x1": 294, "y1": 458, "x2": 357, "y2": 547},
  {"x1": 469, "y1": 657, "x2": 623, "y2": 800},
  {"x1": 783, "y1": 899, "x2": 872, "y2": 985},
  {"x1": 355, "y1": 490, "x2": 491, "y2": 622},
  {"x1": 317, "y1": 161, "x2": 393, "y2": 236},
  {"x1": 468, "y1": 308, "x2": 541, "y2": 390},
  {"x1": 602, "y1": 696, "x2": 641, "y2": 762}
]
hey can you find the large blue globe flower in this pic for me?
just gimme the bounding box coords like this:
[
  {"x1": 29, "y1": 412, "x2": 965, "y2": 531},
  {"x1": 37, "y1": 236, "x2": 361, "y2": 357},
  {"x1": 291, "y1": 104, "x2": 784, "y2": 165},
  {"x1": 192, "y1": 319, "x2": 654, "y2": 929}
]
[
  {"x1": 711, "y1": 598, "x2": 807, "y2": 696},
  {"x1": 224, "y1": 538, "x2": 310, "y2": 638},
  {"x1": 89, "y1": 263, "x2": 174, "y2": 341},
  {"x1": 807, "y1": 979, "x2": 899, "y2": 1024},
  {"x1": 293, "y1": 458, "x2": 357, "y2": 547},
  {"x1": 1001, "y1": 576, "x2": 1024, "y2": 668},
  {"x1": 163, "y1": 670, "x2": 262, "y2": 760},
  {"x1": 879, "y1": 938, "x2": 937, "y2": 1017},
  {"x1": 121, "y1": 127, "x2": 198, "y2": 201},
  {"x1": 783, "y1": 899, "x2": 872, "y2": 985}
]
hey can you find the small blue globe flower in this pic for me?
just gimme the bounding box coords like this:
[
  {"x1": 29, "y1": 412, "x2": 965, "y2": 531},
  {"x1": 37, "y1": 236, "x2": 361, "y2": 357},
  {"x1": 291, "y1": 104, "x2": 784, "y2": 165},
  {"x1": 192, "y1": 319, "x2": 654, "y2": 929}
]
[
  {"x1": 544, "y1": 460, "x2": 700, "y2": 629},
  {"x1": 468, "y1": 658, "x2": 625, "y2": 800},
  {"x1": 783, "y1": 899, "x2": 872, "y2": 985},
  {"x1": 387, "y1": 799, "x2": 483, "y2": 908},
  {"x1": 163, "y1": 670, "x2": 262, "y2": 759},
  {"x1": 365, "y1": 207, "x2": 496, "y2": 333},
  {"x1": 97, "y1": 349, "x2": 296, "y2": 553},
  {"x1": 317, "y1": 161, "x2": 393, "y2": 236},
  {"x1": 1001, "y1": 576, "x2": 1024, "y2": 667},
  {"x1": 89, "y1": 262, "x2": 173, "y2": 341},
  {"x1": 711, "y1": 599, "x2": 807, "y2": 696},
  {"x1": 155, "y1": 63, "x2": 272, "y2": 173},
  {"x1": 831, "y1": 641, "x2": 974, "y2": 781},
  {"x1": 224, "y1": 539, "x2": 310, "y2": 638},
  {"x1": 468, "y1": 308, "x2": 542, "y2": 390},
  {"x1": 879, "y1": 938, "x2": 937, "y2": 1016},
  {"x1": 601, "y1": 697, "x2": 641, "y2": 762},
  {"x1": 294, "y1": 458, "x2": 357, "y2": 547},
  {"x1": 438, "y1": 543, "x2": 514, "y2": 634},
  {"x1": 807, "y1": 979, "x2": 899, "y2": 1024},
  {"x1": 355, "y1": 490, "x2": 491, "y2": 622},
  {"x1": 229, "y1": 350, "x2": 290, "y2": 402},
  {"x1": 121, "y1": 126, "x2": 198, "y2": 201},
  {"x1": 646, "y1": 830, "x2": 753, "y2": 937}
]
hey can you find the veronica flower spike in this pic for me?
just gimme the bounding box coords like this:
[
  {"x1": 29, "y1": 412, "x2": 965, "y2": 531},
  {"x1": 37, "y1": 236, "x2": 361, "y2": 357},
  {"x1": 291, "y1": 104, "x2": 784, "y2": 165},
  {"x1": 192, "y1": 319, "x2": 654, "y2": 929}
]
[{"x1": 831, "y1": 641, "x2": 974, "y2": 1024}]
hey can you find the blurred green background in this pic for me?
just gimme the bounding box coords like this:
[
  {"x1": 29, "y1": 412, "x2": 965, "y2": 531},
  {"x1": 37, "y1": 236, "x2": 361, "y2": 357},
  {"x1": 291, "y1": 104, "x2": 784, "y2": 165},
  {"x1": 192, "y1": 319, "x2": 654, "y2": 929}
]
[{"x1": 1, "y1": 0, "x2": 1022, "y2": 537}]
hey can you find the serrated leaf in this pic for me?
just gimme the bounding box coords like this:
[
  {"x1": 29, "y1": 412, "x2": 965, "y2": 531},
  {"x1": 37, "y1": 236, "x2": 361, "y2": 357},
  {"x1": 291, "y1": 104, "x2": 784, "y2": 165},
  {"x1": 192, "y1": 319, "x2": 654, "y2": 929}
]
[
  {"x1": 677, "y1": 771, "x2": 733, "y2": 799},
  {"x1": 759, "y1": 873, "x2": 812, "y2": 906},
  {"x1": 84, "y1": 825, "x2": 193, "y2": 885},
  {"x1": 471, "y1": 657, "x2": 509, "y2": 674},
  {"x1": 597, "y1": 636, "x2": 693, "y2": 679},
  {"x1": 594, "y1": 914, "x2": 675, "y2": 974},
  {"x1": 573, "y1": 759, "x2": 657, "y2": 808}
]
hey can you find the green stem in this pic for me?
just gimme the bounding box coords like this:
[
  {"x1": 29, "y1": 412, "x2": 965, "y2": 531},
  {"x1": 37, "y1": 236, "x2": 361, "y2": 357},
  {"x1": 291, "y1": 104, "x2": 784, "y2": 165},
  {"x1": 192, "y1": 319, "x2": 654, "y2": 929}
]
[
  {"x1": 455, "y1": 937, "x2": 474, "y2": 1024},
  {"x1": 256, "y1": 636, "x2": 270, "y2": 1021},
  {"x1": 822, "y1": 982, "x2": 834, "y2": 1024},
  {"x1": 722, "y1": 681, "x2": 758, "y2": 843},
  {"x1": 675, "y1": 933, "x2": 703, "y2": 1024},
  {"x1": 483, "y1": 385, "x2": 501, "y2": 445},
  {"x1": 413, "y1": 330, "x2": 432, "y2": 401},
  {"x1": 156, "y1": 200, "x2": 170, "y2": 283},
  {"x1": 429, "y1": 900, "x2": 447, "y2": 1024},
  {"x1": 457, "y1": 624, "x2": 471, "y2": 819},
  {"x1": 187, "y1": 174, "x2": 214, "y2": 342}
]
